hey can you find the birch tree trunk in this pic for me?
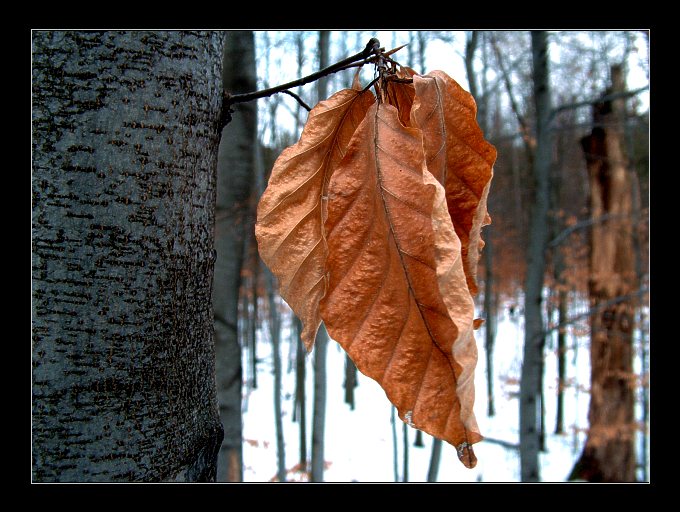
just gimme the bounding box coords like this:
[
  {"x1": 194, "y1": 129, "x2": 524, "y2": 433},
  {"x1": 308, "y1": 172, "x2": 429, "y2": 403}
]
[
  {"x1": 213, "y1": 30, "x2": 257, "y2": 482},
  {"x1": 32, "y1": 30, "x2": 225, "y2": 482},
  {"x1": 519, "y1": 30, "x2": 552, "y2": 482}
]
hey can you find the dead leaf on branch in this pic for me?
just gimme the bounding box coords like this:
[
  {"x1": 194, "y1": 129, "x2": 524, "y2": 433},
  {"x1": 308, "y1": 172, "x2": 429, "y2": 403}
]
[
  {"x1": 255, "y1": 84, "x2": 374, "y2": 351},
  {"x1": 411, "y1": 71, "x2": 496, "y2": 295},
  {"x1": 320, "y1": 102, "x2": 482, "y2": 466},
  {"x1": 254, "y1": 61, "x2": 495, "y2": 468}
]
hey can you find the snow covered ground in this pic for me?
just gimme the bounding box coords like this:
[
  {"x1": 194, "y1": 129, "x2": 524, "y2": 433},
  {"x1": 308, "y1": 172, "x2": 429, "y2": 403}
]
[{"x1": 240, "y1": 297, "x2": 649, "y2": 482}]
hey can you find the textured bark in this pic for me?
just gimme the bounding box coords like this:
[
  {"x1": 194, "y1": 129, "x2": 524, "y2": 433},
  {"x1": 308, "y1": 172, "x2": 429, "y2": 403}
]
[
  {"x1": 570, "y1": 65, "x2": 637, "y2": 482},
  {"x1": 32, "y1": 30, "x2": 225, "y2": 482},
  {"x1": 520, "y1": 31, "x2": 552, "y2": 482},
  {"x1": 213, "y1": 30, "x2": 256, "y2": 483}
]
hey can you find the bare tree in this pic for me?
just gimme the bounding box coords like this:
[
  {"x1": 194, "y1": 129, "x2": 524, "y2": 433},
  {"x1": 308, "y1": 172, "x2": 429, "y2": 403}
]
[
  {"x1": 310, "y1": 30, "x2": 331, "y2": 483},
  {"x1": 32, "y1": 30, "x2": 225, "y2": 481},
  {"x1": 519, "y1": 30, "x2": 553, "y2": 482},
  {"x1": 213, "y1": 30, "x2": 257, "y2": 483},
  {"x1": 569, "y1": 64, "x2": 638, "y2": 482}
]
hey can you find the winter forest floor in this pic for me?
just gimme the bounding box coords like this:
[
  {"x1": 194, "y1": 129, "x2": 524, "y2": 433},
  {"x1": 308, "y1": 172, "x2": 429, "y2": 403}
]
[{"x1": 240, "y1": 297, "x2": 649, "y2": 483}]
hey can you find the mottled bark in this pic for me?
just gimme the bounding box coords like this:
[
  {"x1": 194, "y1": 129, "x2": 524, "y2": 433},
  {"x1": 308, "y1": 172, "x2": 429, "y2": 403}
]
[
  {"x1": 213, "y1": 30, "x2": 256, "y2": 483},
  {"x1": 520, "y1": 31, "x2": 552, "y2": 482},
  {"x1": 32, "y1": 30, "x2": 225, "y2": 482},
  {"x1": 570, "y1": 65, "x2": 637, "y2": 482}
]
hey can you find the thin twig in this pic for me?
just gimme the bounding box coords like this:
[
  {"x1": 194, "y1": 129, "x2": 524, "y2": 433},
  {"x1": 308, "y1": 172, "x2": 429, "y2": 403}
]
[
  {"x1": 537, "y1": 287, "x2": 648, "y2": 344},
  {"x1": 547, "y1": 212, "x2": 637, "y2": 248},
  {"x1": 282, "y1": 90, "x2": 312, "y2": 112},
  {"x1": 227, "y1": 38, "x2": 381, "y2": 106},
  {"x1": 550, "y1": 86, "x2": 649, "y2": 120}
]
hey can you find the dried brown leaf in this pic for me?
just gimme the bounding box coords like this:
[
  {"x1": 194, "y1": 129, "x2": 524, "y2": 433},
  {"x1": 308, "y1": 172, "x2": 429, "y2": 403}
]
[
  {"x1": 255, "y1": 86, "x2": 375, "y2": 350},
  {"x1": 411, "y1": 71, "x2": 496, "y2": 295},
  {"x1": 320, "y1": 102, "x2": 482, "y2": 466}
]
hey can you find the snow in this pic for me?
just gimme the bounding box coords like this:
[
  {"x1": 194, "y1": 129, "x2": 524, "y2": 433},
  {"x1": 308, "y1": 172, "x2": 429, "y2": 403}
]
[{"x1": 241, "y1": 296, "x2": 649, "y2": 482}]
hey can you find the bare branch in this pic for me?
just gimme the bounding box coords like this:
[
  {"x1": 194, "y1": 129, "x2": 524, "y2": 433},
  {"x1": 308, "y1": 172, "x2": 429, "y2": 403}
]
[
  {"x1": 551, "y1": 85, "x2": 649, "y2": 120},
  {"x1": 538, "y1": 287, "x2": 648, "y2": 343},
  {"x1": 282, "y1": 90, "x2": 312, "y2": 112},
  {"x1": 227, "y1": 38, "x2": 381, "y2": 106},
  {"x1": 490, "y1": 33, "x2": 536, "y2": 160},
  {"x1": 547, "y1": 212, "x2": 636, "y2": 248}
]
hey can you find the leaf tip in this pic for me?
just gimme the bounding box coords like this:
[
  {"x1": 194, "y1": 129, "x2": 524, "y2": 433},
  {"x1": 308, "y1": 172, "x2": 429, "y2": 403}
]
[{"x1": 456, "y1": 442, "x2": 477, "y2": 469}]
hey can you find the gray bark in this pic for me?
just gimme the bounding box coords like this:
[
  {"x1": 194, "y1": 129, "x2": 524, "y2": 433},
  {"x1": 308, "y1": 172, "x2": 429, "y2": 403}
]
[
  {"x1": 310, "y1": 324, "x2": 329, "y2": 482},
  {"x1": 213, "y1": 31, "x2": 256, "y2": 482},
  {"x1": 32, "y1": 30, "x2": 225, "y2": 482},
  {"x1": 519, "y1": 31, "x2": 552, "y2": 482},
  {"x1": 343, "y1": 353, "x2": 357, "y2": 410},
  {"x1": 465, "y1": 30, "x2": 496, "y2": 418},
  {"x1": 427, "y1": 439, "x2": 443, "y2": 482},
  {"x1": 402, "y1": 423, "x2": 409, "y2": 482},
  {"x1": 310, "y1": 30, "x2": 330, "y2": 484},
  {"x1": 294, "y1": 317, "x2": 308, "y2": 470},
  {"x1": 265, "y1": 268, "x2": 286, "y2": 482}
]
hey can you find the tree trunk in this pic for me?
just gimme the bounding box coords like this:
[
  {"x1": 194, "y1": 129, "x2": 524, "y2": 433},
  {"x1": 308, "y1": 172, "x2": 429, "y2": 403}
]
[
  {"x1": 344, "y1": 353, "x2": 357, "y2": 410},
  {"x1": 465, "y1": 30, "x2": 497, "y2": 418},
  {"x1": 213, "y1": 30, "x2": 257, "y2": 483},
  {"x1": 569, "y1": 64, "x2": 637, "y2": 482},
  {"x1": 32, "y1": 30, "x2": 225, "y2": 482},
  {"x1": 519, "y1": 30, "x2": 552, "y2": 482},
  {"x1": 427, "y1": 438, "x2": 443, "y2": 482},
  {"x1": 391, "y1": 406, "x2": 399, "y2": 482},
  {"x1": 310, "y1": 30, "x2": 330, "y2": 484},
  {"x1": 402, "y1": 423, "x2": 409, "y2": 482},
  {"x1": 555, "y1": 288, "x2": 568, "y2": 435},
  {"x1": 310, "y1": 324, "x2": 329, "y2": 482},
  {"x1": 294, "y1": 317, "x2": 308, "y2": 470},
  {"x1": 265, "y1": 267, "x2": 287, "y2": 482}
]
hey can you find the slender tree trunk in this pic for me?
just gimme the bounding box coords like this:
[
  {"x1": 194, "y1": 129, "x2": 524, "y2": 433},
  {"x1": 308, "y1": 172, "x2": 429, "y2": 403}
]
[
  {"x1": 555, "y1": 288, "x2": 568, "y2": 434},
  {"x1": 519, "y1": 31, "x2": 552, "y2": 482},
  {"x1": 250, "y1": 254, "x2": 259, "y2": 389},
  {"x1": 484, "y1": 242, "x2": 496, "y2": 417},
  {"x1": 213, "y1": 30, "x2": 257, "y2": 483},
  {"x1": 391, "y1": 406, "x2": 399, "y2": 482},
  {"x1": 466, "y1": 31, "x2": 497, "y2": 418},
  {"x1": 569, "y1": 64, "x2": 637, "y2": 482},
  {"x1": 32, "y1": 30, "x2": 225, "y2": 482},
  {"x1": 265, "y1": 267, "x2": 287, "y2": 482},
  {"x1": 427, "y1": 439, "x2": 443, "y2": 482},
  {"x1": 310, "y1": 323, "x2": 329, "y2": 482},
  {"x1": 310, "y1": 30, "x2": 331, "y2": 484},
  {"x1": 402, "y1": 423, "x2": 409, "y2": 482},
  {"x1": 344, "y1": 354, "x2": 357, "y2": 410},
  {"x1": 294, "y1": 317, "x2": 308, "y2": 470}
]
